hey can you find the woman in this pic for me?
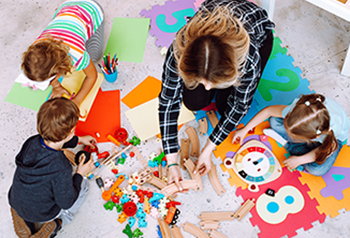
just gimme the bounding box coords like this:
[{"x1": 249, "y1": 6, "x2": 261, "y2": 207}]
[{"x1": 158, "y1": 0, "x2": 275, "y2": 190}]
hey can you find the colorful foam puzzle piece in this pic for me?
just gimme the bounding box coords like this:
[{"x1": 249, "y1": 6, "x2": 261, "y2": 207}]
[
  {"x1": 320, "y1": 166, "x2": 350, "y2": 200},
  {"x1": 256, "y1": 185, "x2": 305, "y2": 224},
  {"x1": 255, "y1": 53, "x2": 314, "y2": 111},
  {"x1": 298, "y1": 145, "x2": 350, "y2": 218},
  {"x1": 237, "y1": 168, "x2": 325, "y2": 238},
  {"x1": 140, "y1": 0, "x2": 197, "y2": 47}
]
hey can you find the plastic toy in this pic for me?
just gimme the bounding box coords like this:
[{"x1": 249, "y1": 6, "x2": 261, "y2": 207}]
[
  {"x1": 123, "y1": 201, "x2": 137, "y2": 216},
  {"x1": 103, "y1": 201, "x2": 115, "y2": 211},
  {"x1": 102, "y1": 175, "x2": 125, "y2": 201},
  {"x1": 129, "y1": 136, "x2": 141, "y2": 146},
  {"x1": 122, "y1": 224, "x2": 132, "y2": 238},
  {"x1": 118, "y1": 212, "x2": 128, "y2": 223},
  {"x1": 132, "y1": 228, "x2": 143, "y2": 238},
  {"x1": 115, "y1": 127, "x2": 128, "y2": 142},
  {"x1": 128, "y1": 217, "x2": 136, "y2": 228},
  {"x1": 95, "y1": 176, "x2": 105, "y2": 192}
]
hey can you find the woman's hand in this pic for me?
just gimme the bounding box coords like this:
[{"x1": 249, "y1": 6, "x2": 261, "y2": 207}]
[
  {"x1": 79, "y1": 135, "x2": 97, "y2": 147},
  {"x1": 232, "y1": 127, "x2": 248, "y2": 145},
  {"x1": 165, "y1": 153, "x2": 185, "y2": 191},
  {"x1": 194, "y1": 139, "x2": 216, "y2": 176},
  {"x1": 76, "y1": 155, "x2": 94, "y2": 176},
  {"x1": 283, "y1": 155, "x2": 303, "y2": 170}
]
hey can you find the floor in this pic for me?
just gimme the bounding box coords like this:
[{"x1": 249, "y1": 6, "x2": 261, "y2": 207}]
[{"x1": 0, "y1": 0, "x2": 350, "y2": 237}]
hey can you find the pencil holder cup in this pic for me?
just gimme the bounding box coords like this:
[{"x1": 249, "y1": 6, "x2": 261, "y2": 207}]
[{"x1": 103, "y1": 69, "x2": 118, "y2": 83}]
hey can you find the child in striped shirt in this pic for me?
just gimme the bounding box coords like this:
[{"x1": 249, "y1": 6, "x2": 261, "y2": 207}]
[{"x1": 21, "y1": 0, "x2": 104, "y2": 106}]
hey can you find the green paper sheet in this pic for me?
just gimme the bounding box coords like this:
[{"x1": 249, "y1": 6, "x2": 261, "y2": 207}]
[
  {"x1": 4, "y1": 82, "x2": 52, "y2": 111},
  {"x1": 104, "y1": 17, "x2": 150, "y2": 63}
]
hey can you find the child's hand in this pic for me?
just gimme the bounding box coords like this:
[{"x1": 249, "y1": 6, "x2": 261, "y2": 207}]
[
  {"x1": 79, "y1": 135, "x2": 97, "y2": 147},
  {"x1": 232, "y1": 128, "x2": 248, "y2": 144},
  {"x1": 283, "y1": 155, "x2": 303, "y2": 170},
  {"x1": 49, "y1": 83, "x2": 70, "y2": 99},
  {"x1": 76, "y1": 156, "x2": 94, "y2": 176}
]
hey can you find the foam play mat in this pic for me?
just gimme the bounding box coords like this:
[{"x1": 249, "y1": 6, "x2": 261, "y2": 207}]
[{"x1": 139, "y1": 1, "x2": 350, "y2": 237}]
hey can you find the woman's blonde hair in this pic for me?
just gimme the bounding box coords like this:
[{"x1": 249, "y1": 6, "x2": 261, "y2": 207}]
[
  {"x1": 284, "y1": 94, "x2": 337, "y2": 165},
  {"x1": 22, "y1": 37, "x2": 72, "y2": 81},
  {"x1": 174, "y1": 5, "x2": 250, "y2": 89}
]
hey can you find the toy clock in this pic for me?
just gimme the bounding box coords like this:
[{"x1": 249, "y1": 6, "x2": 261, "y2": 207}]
[{"x1": 224, "y1": 138, "x2": 282, "y2": 192}]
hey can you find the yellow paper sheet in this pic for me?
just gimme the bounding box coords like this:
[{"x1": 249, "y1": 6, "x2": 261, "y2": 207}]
[
  {"x1": 61, "y1": 71, "x2": 103, "y2": 121},
  {"x1": 125, "y1": 98, "x2": 195, "y2": 141}
]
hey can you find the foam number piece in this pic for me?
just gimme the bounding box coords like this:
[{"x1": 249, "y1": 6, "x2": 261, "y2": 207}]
[
  {"x1": 256, "y1": 185, "x2": 305, "y2": 224},
  {"x1": 320, "y1": 166, "x2": 350, "y2": 200},
  {"x1": 254, "y1": 53, "x2": 313, "y2": 111},
  {"x1": 156, "y1": 8, "x2": 196, "y2": 33},
  {"x1": 258, "y1": 69, "x2": 300, "y2": 102},
  {"x1": 139, "y1": 0, "x2": 197, "y2": 47}
]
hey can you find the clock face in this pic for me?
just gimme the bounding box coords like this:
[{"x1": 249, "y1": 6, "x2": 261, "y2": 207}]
[
  {"x1": 236, "y1": 146, "x2": 276, "y2": 182},
  {"x1": 224, "y1": 138, "x2": 282, "y2": 189}
]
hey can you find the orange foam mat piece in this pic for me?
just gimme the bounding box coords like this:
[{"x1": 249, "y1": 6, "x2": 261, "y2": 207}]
[
  {"x1": 214, "y1": 121, "x2": 288, "y2": 189},
  {"x1": 121, "y1": 75, "x2": 161, "y2": 109},
  {"x1": 299, "y1": 145, "x2": 350, "y2": 218},
  {"x1": 75, "y1": 89, "x2": 120, "y2": 143}
]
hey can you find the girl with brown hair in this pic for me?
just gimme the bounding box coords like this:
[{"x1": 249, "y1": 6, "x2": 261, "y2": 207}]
[
  {"x1": 158, "y1": 0, "x2": 275, "y2": 190},
  {"x1": 232, "y1": 93, "x2": 349, "y2": 176}
]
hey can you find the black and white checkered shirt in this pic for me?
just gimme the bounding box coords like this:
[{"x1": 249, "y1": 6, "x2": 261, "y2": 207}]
[{"x1": 159, "y1": 0, "x2": 275, "y2": 154}]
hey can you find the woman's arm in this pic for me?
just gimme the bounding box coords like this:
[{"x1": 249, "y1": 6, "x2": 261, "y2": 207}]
[{"x1": 72, "y1": 59, "x2": 97, "y2": 106}]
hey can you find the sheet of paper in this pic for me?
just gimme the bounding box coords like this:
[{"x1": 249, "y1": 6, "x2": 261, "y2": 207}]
[
  {"x1": 121, "y1": 75, "x2": 162, "y2": 109},
  {"x1": 104, "y1": 17, "x2": 151, "y2": 63},
  {"x1": 60, "y1": 71, "x2": 103, "y2": 121},
  {"x1": 75, "y1": 89, "x2": 120, "y2": 143},
  {"x1": 5, "y1": 79, "x2": 52, "y2": 111},
  {"x1": 125, "y1": 98, "x2": 195, "y2": 141}
]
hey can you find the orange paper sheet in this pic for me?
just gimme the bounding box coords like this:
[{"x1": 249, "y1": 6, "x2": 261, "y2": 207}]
[{"x1": 121, "y1": 75, "x2": 162, "y2": 109}]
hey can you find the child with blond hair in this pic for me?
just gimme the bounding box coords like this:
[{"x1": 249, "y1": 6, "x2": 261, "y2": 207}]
[
  {"x1": 20, "y1": 0, "x2": 104, "y2": 106},
  {"x1": 232, "y1": 93, "x2": 349, "y2": 176},
  {"x1": 8, "y1": 98, "x2": 96, "y2": 237}
]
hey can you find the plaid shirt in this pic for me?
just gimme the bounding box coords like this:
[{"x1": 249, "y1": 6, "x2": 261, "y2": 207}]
[{"x1": 159, "y1": 0, "x2": 275, "y2": 154}]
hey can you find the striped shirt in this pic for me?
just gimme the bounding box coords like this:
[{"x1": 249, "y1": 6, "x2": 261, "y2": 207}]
[
  {"x1": 159, "y1": 0, "x2": 275, "y2": 155},
  {"x1": 36, "y1": 0, "x2": 104, "y2": 71}
]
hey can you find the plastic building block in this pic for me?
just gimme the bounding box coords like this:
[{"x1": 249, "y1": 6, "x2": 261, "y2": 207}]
[
  {"x1": 130, "y1": 151, "x2": 135, "y2": 157},
  {"x1": 103, "y1": 201, "x2": 115, "y2": 211},
  {"x1": 118, "y1": 212, "x2": 128, "y2": 224},
  {"x1": 123, "y1": 201, "x2": 137, "y2": 217},
  {"x1": 136, "y1": 209, "x2": 146, "y2": 220},
  {"x1": 132, "y1": 228, "x2": 144, "y2": 238},
  {"x1": 128, "y1": 217, "x2": 136, "y2": 228},
  {"x1": 149, "y1": 206, "x2": 159, "y2": 219},
  {"x1": 129, "y1": 136, "x2": 141, "y2": 146},
  {"x1": 114, "y1": 187, "x2": 123, "y2": 197},
  {"x1": 151, "y1": 200, "x2": 160, "y2": 208},
  {"x1": 121, "y1": 194, "x2": 130, "y2": 204},
  {"x1": 138, "y1": 218, "x2": 147, "y2": 228},
  {"x1": 112, "y1": 194, "x2": 120, "y2": 204},
  {"x1": 116, "y1": 204, "x2": 123, "y2": 213},
  {"x1": 149, "y1": 192, "x2": 164, "y2": 203},
  {"x1": 122, "y1": 224, "x2": 132, "y2": 238}
]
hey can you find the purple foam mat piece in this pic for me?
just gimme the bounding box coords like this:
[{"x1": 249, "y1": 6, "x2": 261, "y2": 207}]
[
  {"x1": 243, "y1": 135, "x2": 273, "y2": 151},
  {"x1": 140, "y1": 0, "x2": 197, "y2": 47},
  {"x1": 320, "y1": 166, "x2": 350, "y2": 200}
]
